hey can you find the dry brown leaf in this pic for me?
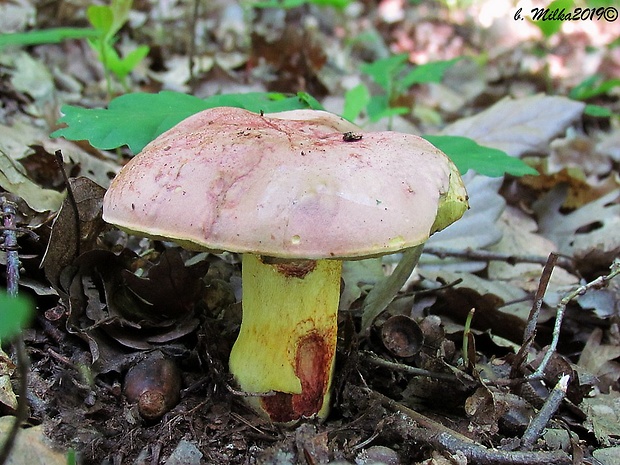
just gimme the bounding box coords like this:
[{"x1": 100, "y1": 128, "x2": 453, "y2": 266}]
[
  {"x1": 0, "y1": 122, "x2": 65, "y2": 212},
  {"x1": 519, "y1": 165, "x2": 620, "y2": 210},
  {"x1": 548, "y1": 133, "x2": 611, "y2": 177},
  {"x1": 487, "y1": 206, "x2": 578, "y2": 305},
  {"x1": 464, "y1": 386, "x2": 509, "y2": 435},
  {"x1": 578, "y1": 328, "x2": 620, "y2": 391},
  {"x1": 41, "y1": 177, "x2": 106, "y2": 289},
  {"x1": 0, "y1": 348, "x2": 17, "y2": 411},
  {"x1": 533, "y1": 186, "x2": 620, "y2": 265},
  {"x1": 581, "y1": 391, "x2": 620, "y2": 447}
]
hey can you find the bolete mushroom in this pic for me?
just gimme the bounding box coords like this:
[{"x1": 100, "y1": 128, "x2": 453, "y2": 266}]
[{"x1": 102, "y1": 107, "x2": 468, "y2": 423}]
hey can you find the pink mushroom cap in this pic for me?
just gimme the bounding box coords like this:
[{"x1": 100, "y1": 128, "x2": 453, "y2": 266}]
[{"x1": 103, "y1": 107, "x2": 467, "y2": 259}]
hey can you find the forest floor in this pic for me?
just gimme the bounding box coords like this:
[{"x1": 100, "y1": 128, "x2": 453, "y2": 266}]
[{"x1": 0, "y1": 0, "x2": 619, "y2": 464}]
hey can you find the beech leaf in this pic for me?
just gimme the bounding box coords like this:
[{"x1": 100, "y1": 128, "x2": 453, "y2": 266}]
[
  {"x1": 52, "y1": 91, "x2": 325, "y2": 154},
  {"x1": 424, "y1": 135, "x2": 538, "y2": 177}
]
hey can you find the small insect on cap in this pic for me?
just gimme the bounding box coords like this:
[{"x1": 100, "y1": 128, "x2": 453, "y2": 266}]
[{"x1": 102, "y1": 107, "x2": 468, "y2": 258}]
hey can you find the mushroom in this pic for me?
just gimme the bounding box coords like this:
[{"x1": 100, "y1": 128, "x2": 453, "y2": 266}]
[{"x1": 102, "y1": 107, "x2": 468, "y2": 423}]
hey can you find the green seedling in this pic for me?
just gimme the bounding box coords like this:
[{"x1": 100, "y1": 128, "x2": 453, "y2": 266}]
[
  {"x1": 86, "y1": 0, "x2": 149, "y2": 95},
  {"x1": 0, "y1": 0, "x2": 147, "y2": 98},
  {"x1": 351, "y1": 54, "x2": 460, "y2": 125}
]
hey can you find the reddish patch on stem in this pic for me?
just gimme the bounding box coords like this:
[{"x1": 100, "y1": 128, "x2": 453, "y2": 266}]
[
  {"x1": 261, "y1": 332, "x2": 330, "y2": 422},
  {"x1": 261, "y1": 257, "x2": 317, "y2": 279}
]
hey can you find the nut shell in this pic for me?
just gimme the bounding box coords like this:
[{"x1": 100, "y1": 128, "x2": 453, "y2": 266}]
[{"x1": 124, "y1": 351, "x2": 181, "y2": 420}]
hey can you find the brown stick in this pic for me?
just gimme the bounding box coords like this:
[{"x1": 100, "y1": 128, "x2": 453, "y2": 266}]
[
  {"x1": 367, "y1": 388, "x2": 572, "y2": 465},
  {"x1": 423, "y1": 247, "x2": 574, "y2": 272},
  {"x1": 511, "y1": 252, "x2": 558, "y2": 378}
]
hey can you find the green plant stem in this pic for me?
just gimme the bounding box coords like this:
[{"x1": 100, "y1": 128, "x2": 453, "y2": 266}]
[
  {"x1": 100, "y1": 42, "x2": 113, "y2": 101},
  {"x1": 462, "y1": 307, "x2": 475, "y2": 369}
]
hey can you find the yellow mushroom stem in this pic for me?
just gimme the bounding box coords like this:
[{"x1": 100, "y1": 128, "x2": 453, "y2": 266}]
[{"x1": 229, "y1": 253, "x2": 342, "y2": 423}]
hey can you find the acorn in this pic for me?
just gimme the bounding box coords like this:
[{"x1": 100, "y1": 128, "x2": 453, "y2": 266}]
[{"x1": 124, "y1": 351, "x2": 182, "y2": 420}]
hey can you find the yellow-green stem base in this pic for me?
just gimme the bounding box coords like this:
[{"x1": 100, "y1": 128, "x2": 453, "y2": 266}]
[{"x1": 229, "y1": 254, "x2": 342, "y2": 422}]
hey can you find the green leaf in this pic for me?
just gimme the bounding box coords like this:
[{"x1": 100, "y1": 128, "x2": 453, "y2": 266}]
[
  {"x1": 87, "y1": 5, "x2": 114, "y2": 37},
  {"x1": 529, "y1": 0, "x2": 573, "y2": 37},
  {"x1": 360, "y1": 54, "x2": 409, "y2": 91},
  {"x1": 51, "y1": 91, "x2": 325, "y2": 154},
  {"x1": 342, "y1": 83, "x2": 371, "y2": 122},
  {"x1": 87, "y1": 0, "x2": 132, "y2": 41},
  {"x1": 0, "y1": 291, "x2": 33, "y2": 340},
  {"x1": 203, "y1": 91, "x2": 325, "y2": 113},
  {"x1": 401, "y1": 58, "x2": 460, "y2": 87},
  {"x1": 296, "y1": 91, "x2": 324, "y2": 110},
  {"x1": 106, "y1": 44, "x2": 150, "y2": 80},
  {"x1": 109, "y1": 0, "x2": 133, "y2": 40},
  {"x1": 0, "y1": 28, "x2": 99, "y2": 48},
  {"x1": 424, "y1": 135, "x2": 539, "y2": 177},
  {"x1": 584, "y1": 104, "x2": 613, "y2": 118},
  {"x1": 569, "y1": 74, "x2": 620, "y2": 100},
  {"x1": 88, "y1": 38, "x2": 119, "y2": 66},
  {"x1": 365, "y1": 94, "x2": 407, "y2": 122},
  {"x1": 52, "y1": 92, "x2": 212, "y2": 153}
]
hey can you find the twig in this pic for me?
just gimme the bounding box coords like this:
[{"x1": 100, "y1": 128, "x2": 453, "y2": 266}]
[
  {"x1": 364, "y1": 387, "x2": 474, "y2": 443},
  {"x1": 351, "y1": 424, "x2": 382, "y2": 452},
  {"x1": 360, "y1": 351, "x2": 475, "y2": 383},
  {"x1": 511, "y1": 253, "x2": 558, "y2": 378},
  {"x1": 527, "y1": 258, "x2": 620, "y2": 382},
  {"x1": 521, "y1": 374, "x2": 570, "y2": 450},
  {"x1": 0, "y1": 227, "x2": 38, "y2": 242},
  {"x1": 0, "y1": 200, "x2": 30, "y2": 465},
  {"x1": 1, "y1": 199, "x2": 20, "y2": 298},
  {"x1": 423, "y1": 247, "x2": 574, "y2": 273},
  {"x1": 367, "y1": 388, "x2": 572, "y2": 465},
  {"x1": 409, "y1": 426, "x2": 571, "y2": 465}
]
